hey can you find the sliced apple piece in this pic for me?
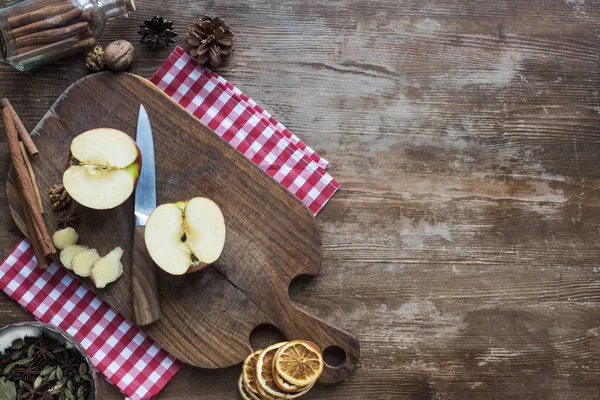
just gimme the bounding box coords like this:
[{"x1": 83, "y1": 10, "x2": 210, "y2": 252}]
[
  {"x1": 145, "y1": 197, "x2": 226, "y2": 275},
  {"x1": 91, "y1": 247, "x2": 124, "y2": 289},
  {"x1": 71, "y1": 248, "x2": 100, "y2": 277},
  {"x1": 52, "y1": 227, "x2": 78, "y2": 250},
  {"x1": 62, "y1": 128, "x2": 141, "y2": 210},
  {"x1": 60, "y1": 245, "x2": 88, "y2": 270}
]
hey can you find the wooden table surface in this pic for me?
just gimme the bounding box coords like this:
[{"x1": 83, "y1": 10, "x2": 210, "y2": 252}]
[{"x1": 1, "y1": 0, "x2": 600, "y2": 398}]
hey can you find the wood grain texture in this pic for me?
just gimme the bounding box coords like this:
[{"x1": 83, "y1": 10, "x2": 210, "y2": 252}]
[
  {"x1": 1, "y1": 0, "x2": 600, "y2": 398},
  {"x1": 131, "y1": 225, "x2": 161, "y2": 326},
  {"x1": 5, "y1": 72, "x2": 359, "y2": 382}
]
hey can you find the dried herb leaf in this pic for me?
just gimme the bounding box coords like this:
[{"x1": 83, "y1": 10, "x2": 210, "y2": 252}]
[{"x1": 0, "y1": 378, "x2": 16, "y2": 400}]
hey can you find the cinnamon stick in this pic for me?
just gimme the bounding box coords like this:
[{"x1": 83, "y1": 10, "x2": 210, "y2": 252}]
[
  {"x1": 2, "y1": 106, "x2": 55, "y2": 256},
  {"x1": 8, "y1": 3, "x2": 75, "y2": 29},
  {"x1": 22, "y1": 204, "x2": 48, "y2": 269},
  {"x1": 11, "y1": 8, "x2": 82, "y2": 38},
  {"x1": 19, "y1": 142, "x2": 43, "y2": 213},
  {"x1": 16, "y1": 22, "x2": 90, "y2": 49},
  {"x1": 0, "y1": 99, "x2": 38, "y2": 156}
]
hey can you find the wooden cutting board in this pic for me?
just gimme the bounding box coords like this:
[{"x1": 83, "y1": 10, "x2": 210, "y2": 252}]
[{"x1": 6, "y1": 72, "x2": 359, "y2": 383}]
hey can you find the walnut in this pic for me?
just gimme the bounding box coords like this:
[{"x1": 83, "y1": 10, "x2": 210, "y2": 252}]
[
  {"x1": 49, "y1": 184, "x2": 71, "y2": 212},
  {"x1": 85, "y1": 45, "x2": 105, "y2": 72},
  {"x1": 104, "y1": 40, "x2": 135, "y2": 71}
]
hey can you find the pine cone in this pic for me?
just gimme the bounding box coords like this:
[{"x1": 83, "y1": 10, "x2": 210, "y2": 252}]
[
  {"x1": 85, "y1": 45, "x2": 105, "y2": 72},
  {"x1": 187, "y1": 16, "x2": 234, "y2": 68},
  {"x1": 48, "y1": 184, "x2": 71, "y2": 212},
  {"x1": 139, "y1": 16, "x2": 177, "y2": 51}
]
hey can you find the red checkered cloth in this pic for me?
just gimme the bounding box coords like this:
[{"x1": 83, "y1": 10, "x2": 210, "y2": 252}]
[
  {"x1": 150, "y1": 46, "x2": 340, "y2": 215},
  {"x1": 0, "y1": 239, "x2": 179, "y2": 400},
  {"x1": 0, "y1": 47, "x2": 339, "y2": 399}
]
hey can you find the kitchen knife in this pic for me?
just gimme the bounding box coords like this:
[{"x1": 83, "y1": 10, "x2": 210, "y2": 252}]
[{"x1": 131, "y1": 105, "x2": 161, "y2": 326}]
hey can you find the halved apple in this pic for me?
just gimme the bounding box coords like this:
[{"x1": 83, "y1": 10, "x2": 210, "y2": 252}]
[
  {"x1": 144, "y1": 197, "x2": 226, "y2": 275},
  {"x1": 62, "y1": 128, "x2": 142, "y2": 210}
]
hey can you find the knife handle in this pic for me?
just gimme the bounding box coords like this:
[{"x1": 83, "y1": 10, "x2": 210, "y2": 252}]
[{"x1": 132, "y1": 225, "x2": 162, "y2": 326}]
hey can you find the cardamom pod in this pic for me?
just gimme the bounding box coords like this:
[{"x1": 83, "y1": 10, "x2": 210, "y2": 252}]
[
  {"x1": 67, "y1": 380, "x2": 74, "y2": 391},
  {"x1": 3, "y1": 362, "x2": 16, "y2": 374},
  {"x1": 48, "y1": 368, "x2": 57, "y2": 381},
  {"x1": 27, "y1": 344, "x2": 35, "y2": 358},
  {"x1": 81, "y1": 374, "x2": 90, "y2": 382},
  {"x1": 15, "y1": 357, "x2": 32, "y2": 366},
  {"x1": 34, "y1": 375, "x2": 44, "y2": 388},
  {"x1": 11, "y1": 339, "x2": 23, "y2": 349},
  {"x1": 56, "y1": 366, "x2": 63, "y2": 380},
  {"x1": 40, "y1": 366, "x2": 55, "y2": 376},
  {"x1": 10, "y1": 351, "x2": 21, "y2": 360},
  {"x1": 78, "y1": 363, "x2": 87, "y2": 375},
  {"x1": 65, "y1": 389, "x2": 75, "y2": 400},
  {"x1": 74, "y1": 376, "x2": 81, "y2": 384},
  {"x1": 77, "y1": 386, "x2": 84, "y2": 398}
]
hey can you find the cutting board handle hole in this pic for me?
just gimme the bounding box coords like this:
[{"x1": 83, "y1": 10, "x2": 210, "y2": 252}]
[
  {"x1": 323, "y1": 345, "x2": 346, "y2": 368},
  {"x1": 249, "y1": 324, "x2": 286, "y2": 350}
]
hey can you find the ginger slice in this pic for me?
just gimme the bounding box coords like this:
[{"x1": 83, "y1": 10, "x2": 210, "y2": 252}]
[
  {"x1": 59, "y1": 244, "x2": 88, "y2": 270},
  {"x1": 52, "y1": 227, "x2": 78, "y2": 250},
  {"x1": 71, "y1": 248, "x2": 100, "y2": 277},
  {"x1": 91, "y1": 247, "x2": 124, "y2": 289}
]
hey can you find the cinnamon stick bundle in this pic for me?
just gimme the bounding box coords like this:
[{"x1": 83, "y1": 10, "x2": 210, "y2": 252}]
[
  {"x1": 2, "y1": 103, "x2": 55, "y2": 266},
  {"x1": 0, "y1": 99, "x2": 38, "y2": 156},
  {"x1": 11, "y1": 7, "x2": 82, "y2": 38},
  {"x1": 16, "y1": 22, "x2": 90, "y2": 49},
  {"x1": 7, "y1": 3, "x2": 74, "y2": 29}
]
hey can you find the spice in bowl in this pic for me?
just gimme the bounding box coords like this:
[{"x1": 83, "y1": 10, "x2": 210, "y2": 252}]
[{"x1": 0, "y1": 323, "x2": 96, "y2": 400}]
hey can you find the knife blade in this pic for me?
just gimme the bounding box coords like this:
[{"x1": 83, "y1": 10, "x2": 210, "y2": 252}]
[
  {"x1": 135, "y1": 105, "x2": 156, "y2": 226},
  {"x1": 131, "y1": 105, "x2": 161, "y2": 326}
]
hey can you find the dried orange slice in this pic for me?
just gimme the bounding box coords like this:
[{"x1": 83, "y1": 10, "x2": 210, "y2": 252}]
[
  {"x1": 242, "y1": 350, "x2": 262, "y2": 395},
  {"x1": 274, "y1": 341, "x2": 324, "y2": 387},
  {"x1": 255, "y1": 342, "x2": 314, "y2": 399},
  {"x1": 273, "y1": 369, "x2": 306, "y2": 393},
  {"x1": 238, "y1": 373, "x2": 261, "y2": 400}
]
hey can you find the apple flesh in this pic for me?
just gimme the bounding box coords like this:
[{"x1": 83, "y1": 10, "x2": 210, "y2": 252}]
[
  {"x1": 144, "y1": 197, "x2": 226, "y2": 275},
  {"x1": 62, "y1": 128, "x2": 141, "y2": 210}
]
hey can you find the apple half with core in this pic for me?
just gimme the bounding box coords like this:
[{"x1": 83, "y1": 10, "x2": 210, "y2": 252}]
[
  {"x1": 63, "y1": 128, "x2": 142, "y2": 210},
  {"x1": 145, "y1": 197, "x2": 226, "y2": 275}
]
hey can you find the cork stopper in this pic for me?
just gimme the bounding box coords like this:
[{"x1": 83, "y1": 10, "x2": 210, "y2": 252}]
[{"x1": 126, "y1": 0, "x2": 136, "y2": 12}]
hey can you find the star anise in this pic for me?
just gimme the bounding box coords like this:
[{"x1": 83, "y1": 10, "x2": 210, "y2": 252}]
[
  {"x1": 33, "y1": 337, "x2": 55, "y2": 361},
  {"x1": 14, "y1": 364, "x2": 40, "y2": 382},
  {"x1": 57, "y1": 209, "x2": 80, "y2": 229}
]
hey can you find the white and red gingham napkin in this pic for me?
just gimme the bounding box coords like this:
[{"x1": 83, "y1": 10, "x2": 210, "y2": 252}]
[
  {"x1": 0, "y1": 46, "x2": 340, "y2": 399},
  {"x1": 0, "y1": 240, "x2": 179, "y2": 400},
  {"x1": 150, "y1": 46, "x2": 340, "y2": 215}
]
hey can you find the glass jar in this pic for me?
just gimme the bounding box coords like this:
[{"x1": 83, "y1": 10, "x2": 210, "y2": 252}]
[{"x1": 0, "y1": 0, "x2": 135, "y2": 71}]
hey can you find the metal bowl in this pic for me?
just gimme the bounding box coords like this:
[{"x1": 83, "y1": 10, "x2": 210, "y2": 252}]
[{"x1": 0, "y1": 322, "x2": 97, "y2": 400}]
